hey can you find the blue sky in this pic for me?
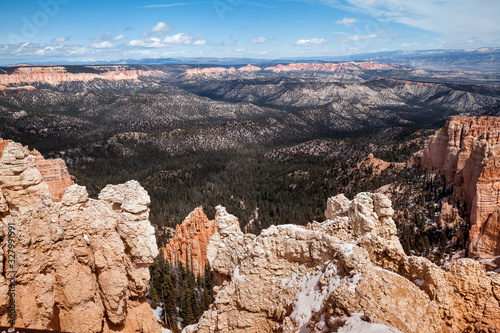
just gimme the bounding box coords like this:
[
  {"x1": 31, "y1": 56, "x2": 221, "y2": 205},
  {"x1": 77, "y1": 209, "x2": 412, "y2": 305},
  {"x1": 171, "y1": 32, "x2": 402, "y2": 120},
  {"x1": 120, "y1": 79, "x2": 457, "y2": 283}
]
[{"x1": 0, "y1": 0, "x2": 499, "y2": 64}]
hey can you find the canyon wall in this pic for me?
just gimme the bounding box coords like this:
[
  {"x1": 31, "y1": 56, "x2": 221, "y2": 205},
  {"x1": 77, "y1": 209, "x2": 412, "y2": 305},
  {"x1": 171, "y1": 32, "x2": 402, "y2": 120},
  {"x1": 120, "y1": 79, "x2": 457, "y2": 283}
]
[
  {"x1": 0, "y1": 138, "x2": 161, "y2": 333},
  {"x1": 184, "y1": 61, "x2": 398, "y2": 77},
  {"x1": 421, "y1": 116, "x2": 500, "y2": 264},
  {"x1": 185, "y1": 193, "x2": 500, "y2": 333},
  {"x1": 0, "y1": 66, "x2": 164, "y2": 86},
  {"x1": 162, "y1": 206, "x2": 217, "y2": 275}
]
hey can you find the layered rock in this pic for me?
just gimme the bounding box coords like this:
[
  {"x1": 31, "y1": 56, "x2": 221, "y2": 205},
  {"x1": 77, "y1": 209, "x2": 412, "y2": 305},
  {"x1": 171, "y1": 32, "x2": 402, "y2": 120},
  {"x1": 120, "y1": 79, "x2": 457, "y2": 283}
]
[
  {"x1": 31, "y1": 149, "x2": 75, "y2": 202},
  {"x1": 185, "y1": 64, "x2": 261, "y2": 78},
  {"x1": 0, "y1": 66, "x2": 164, "y2": 87},
  {"x1": 420, "y1": 116, "x2": 500, "y2": 262},
  {"x1": 162, "y1": 206, "x2": 217, "y2": 275},
  {"x1": 186, "y1": 192, "x2": 500, "y2": 333},
  {"x1": 0, "y1": 139, "x2": 161, "y2": 332},
  {"x1": 184, "y1": 62, "x2": 398, "y2": 77}
]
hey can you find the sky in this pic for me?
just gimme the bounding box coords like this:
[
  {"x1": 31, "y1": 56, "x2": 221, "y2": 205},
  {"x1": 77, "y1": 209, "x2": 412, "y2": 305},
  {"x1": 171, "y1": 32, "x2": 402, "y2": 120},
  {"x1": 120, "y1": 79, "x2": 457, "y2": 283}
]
[{"x1": 0, "y1": 0, "x2": 499, "y2": 64}]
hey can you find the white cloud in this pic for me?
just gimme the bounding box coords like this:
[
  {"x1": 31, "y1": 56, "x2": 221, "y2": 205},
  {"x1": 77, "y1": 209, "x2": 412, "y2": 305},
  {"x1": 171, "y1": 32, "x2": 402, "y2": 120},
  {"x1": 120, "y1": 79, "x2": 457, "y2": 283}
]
[
  {"x1": 163, "y1": 33, "x2": 192, "y2": 45},
  {"x1": 52, "y1": 36, "x2": 70, "y2": 43},
  {"x1": 113, "y1": 34, "x2": 125, "y2": 41},
  {"x1": 249, "y1": 37, "x2": 267, "y2": 44},
  {"x1": 128, "y1": 33, "x2": 202, "y2": 48},
  {"x1": 90, "y1": 41, "x2": 115, "y2": 49},
  {"x1": 341, "y1": 34, "x2": 379, "y2": 43},
  {"x1": 129, "y1": 37, "x2": 163, "y2": 48},
  {"x1": 336, "y1": 17, "x2": 358, "y2": 27},
  {"x1": 294, "y1": 38, "x2": 328, "y2": 46},
  {"x1": 402, "y1": 42, "x2": 419, "y2": 47},
  {"x1": 0, "y1": 42, "x2": 86, "y2": 57},
  {"x1": 328, "y1": 0, "x2": 500, "y2": 46},
  {"x1": 142, "y1": 22, "x2": 174, "y2": 38}
]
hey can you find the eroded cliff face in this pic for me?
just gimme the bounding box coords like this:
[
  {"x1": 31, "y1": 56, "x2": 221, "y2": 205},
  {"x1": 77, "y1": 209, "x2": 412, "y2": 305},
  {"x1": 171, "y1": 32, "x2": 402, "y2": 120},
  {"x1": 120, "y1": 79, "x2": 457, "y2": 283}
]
[
  {"x1": 162, "y1": 206, "x2": 217, "y2": 275},
  {"x1": 186, "y1": 193, "x2": 500, "y2": 333},
  {"x1": 0, "y1": 139, "x2": 161, "y2": 333},
  {"x1": 0, "y1": 66, "x2": 164, "y2": 87},
  {"x1": 184, "y1": 62, "x2": 398, "y2": 78},
  {"x1": 420, "y1": 116, "x2": 500, "y2": 263}
]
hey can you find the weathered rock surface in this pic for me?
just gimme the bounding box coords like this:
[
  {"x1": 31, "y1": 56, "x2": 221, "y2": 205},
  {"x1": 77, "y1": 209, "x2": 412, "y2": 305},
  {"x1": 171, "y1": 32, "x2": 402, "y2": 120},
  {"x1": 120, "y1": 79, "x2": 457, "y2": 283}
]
[
  {"x1": 420, "y1": 116, "x2": 500, "y2": 264},
  {"x1": 0, "y1": 66, "x2": 165, "y2": 87},
  {"x1": 162, "y1": 206, "x2": 217, "y2": 275},
  {"x1": 184, "y1": 62, "x2": 398, "y2": 78},
  {"x1": 32, "y1": 149, "x2": 75, "y2": 202},
  {"x1": 187, "y1": 192, "x2": 500, "y2": 333},
  {"x1": 0, "y1": 139, "x2": 161, "y2": 332}
]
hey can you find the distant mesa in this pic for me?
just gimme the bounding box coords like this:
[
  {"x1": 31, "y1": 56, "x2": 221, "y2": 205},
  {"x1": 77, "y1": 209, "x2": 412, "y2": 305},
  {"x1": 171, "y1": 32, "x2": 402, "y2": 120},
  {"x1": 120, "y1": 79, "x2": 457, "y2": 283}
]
[
  {"x1": 184, "y1": 61, "x2": 400, "y2": 77},
  {"x1": 0, "y1": 65, "x2": 166, "y2": 87}
]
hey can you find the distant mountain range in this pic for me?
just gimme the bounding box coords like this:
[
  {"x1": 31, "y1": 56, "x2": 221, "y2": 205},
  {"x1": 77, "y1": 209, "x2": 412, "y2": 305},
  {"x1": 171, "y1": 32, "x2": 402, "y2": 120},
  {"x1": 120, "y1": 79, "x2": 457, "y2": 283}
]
[{"x1": 5, "y1": 48, "x2": 500, "y2": 72}]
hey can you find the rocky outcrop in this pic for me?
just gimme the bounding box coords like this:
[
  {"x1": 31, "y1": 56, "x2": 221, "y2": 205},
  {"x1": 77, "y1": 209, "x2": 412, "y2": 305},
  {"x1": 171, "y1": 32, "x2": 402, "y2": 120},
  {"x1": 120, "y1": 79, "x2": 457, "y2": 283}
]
[
  {"x1": 185, "y1": 64, "x2": 262, "y2": 78},
  {"x1": 420, "y1": 116, "x2": 500, "y2": 263},
  {"x1": 31, "y1": 149, "x2": 75, "y2": 202},
  {"x1": 0, "y1": 66, "x2": 164, "y2": 87},
  {"x1": 162, "y1": 206, "x2": 217, "y2": 275},
  {"x1": 184, "y1": 62, "x2": 398, "y2": 77},
  {"x1": 187, "y1": 192, "x2": 500, "y2": 333},
  {"x1": 0, "y1": 139, "x2": 161, "y2": 332},
  {"x1": 264, "y1": 62, "x2": 397, "y2": 73}
]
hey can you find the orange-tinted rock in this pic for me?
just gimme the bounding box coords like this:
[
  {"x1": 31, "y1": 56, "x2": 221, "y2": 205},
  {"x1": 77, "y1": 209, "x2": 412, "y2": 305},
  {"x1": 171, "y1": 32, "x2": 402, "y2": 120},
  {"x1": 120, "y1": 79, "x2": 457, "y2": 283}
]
[
  {"x1": 31, "y1": 150, "x2": 75, "y2": 202},
  {"x1": 0, "y1": 138, "x2": 161, "y2": 332},
  {"x1": 185, "y1": 62, "x2": 398, "y2": 77},
  {"x1": 421, "y1": 116, "x2": 500, "y2": 263},
  {"x1": 162, "y1": 206, "x2": 217, "y2": 274},
  {"x1": 0, "y1": 66, "x2": 164, "y2": 86}
]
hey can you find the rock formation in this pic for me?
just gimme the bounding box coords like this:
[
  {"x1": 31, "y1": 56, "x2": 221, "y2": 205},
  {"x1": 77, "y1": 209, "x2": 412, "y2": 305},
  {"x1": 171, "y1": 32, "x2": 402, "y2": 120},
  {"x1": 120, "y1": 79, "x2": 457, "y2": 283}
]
[
  {"x1": 420, "y1": 116, "x2": 500, "y2": 264},
  {"x1": 0, "y1": 66, "x2": 165, "y2": 87},
  {"x1": 186, "y1": 192, "x2": 500, "y2": 333},
  {"x1": 184, "y1": 62, "x2": 398, "y2": 77},
  {"x1": 162, "y1": 206, "x2": 217, "y2": 275},
  {"x1": 31, "y1": 149, "x2": 75, "y2": 202},
  {"x1": 0, "y1": 139, "x2": 161, "y2": 333}
]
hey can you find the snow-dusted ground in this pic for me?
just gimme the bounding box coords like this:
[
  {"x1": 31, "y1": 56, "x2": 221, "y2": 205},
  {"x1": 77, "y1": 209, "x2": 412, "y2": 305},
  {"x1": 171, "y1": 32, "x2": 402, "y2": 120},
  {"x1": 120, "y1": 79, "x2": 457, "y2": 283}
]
[
  {"x1": 335, "y1": 314, "x2": 403, "y2": 333},
  {"x1": 152, "y1": 305, "x2": 163, "y2": 322},
  {"x1": 151, "y1": 305, "x2": 173, "y2": 333}
]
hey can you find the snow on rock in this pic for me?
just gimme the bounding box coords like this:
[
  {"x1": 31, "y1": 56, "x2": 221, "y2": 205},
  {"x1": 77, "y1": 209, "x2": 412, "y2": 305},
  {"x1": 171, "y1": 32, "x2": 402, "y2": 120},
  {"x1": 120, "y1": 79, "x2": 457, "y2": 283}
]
[
  {"x1": 335, "y1": 314, "x2": 403, "y2": 333},
  {"x1": 189, "y1": 192, "x2": 500, "y2": 333}
]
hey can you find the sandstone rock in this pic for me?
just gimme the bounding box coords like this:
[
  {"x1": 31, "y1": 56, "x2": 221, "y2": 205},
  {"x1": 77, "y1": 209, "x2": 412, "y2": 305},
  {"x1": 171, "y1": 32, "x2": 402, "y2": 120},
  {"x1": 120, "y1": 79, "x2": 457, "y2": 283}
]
[
  {"x1": 420, "y1": 116, "x2": 500, "y2": 266},
  {"x1": 0, "y1": 138, "x2": 161, "y2": 333},
  {"x1": 185, "y1": 62, "x2": 397, "y2": 77},
  {"x1": 186, "y1": 192, "x2": 500, "y2": 333},
  {"x1": 162, "y1": 206, "x2": 217, "y2": 275},
  {"x1": 32, "y1": 149, "x2": 75, "y2": 202},
  {"x1": 0, "y1": 66, "x2": 165, "y2": 87}
]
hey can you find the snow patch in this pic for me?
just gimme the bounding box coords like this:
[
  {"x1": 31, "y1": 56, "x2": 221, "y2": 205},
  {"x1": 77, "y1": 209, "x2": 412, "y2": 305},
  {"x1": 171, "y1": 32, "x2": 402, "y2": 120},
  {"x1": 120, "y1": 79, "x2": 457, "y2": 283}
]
[
  {"x1": 414, "y1": 279, "x2": 425, "y2": 287},
  {"x1": 339, "y1": 243, "x2": 355, "y2": 256},
  {"x1": 348, "y1": 273, "x2": 362, "y2": 292},
  {"x1": 182, "y1": 324, "x2": 198, "y2": 333},
  {"x1": 335, "y1": 313, "x2": 403, "y2": 333},
  {"x1": 152, "y1": 305, "x2": 163, "y2": 322},
  {"x1": 83, "y1": 234, "x2": 89, "y2": 243},
  {"x1": 161, "y1": 328, "x2": 172, "y2": 333},
  {"x1": 233, "y1": 265, "x2": 245, "y2": 281},
  {"x1": 290, "y1": 262, "x2": 341, "y2": 333}
]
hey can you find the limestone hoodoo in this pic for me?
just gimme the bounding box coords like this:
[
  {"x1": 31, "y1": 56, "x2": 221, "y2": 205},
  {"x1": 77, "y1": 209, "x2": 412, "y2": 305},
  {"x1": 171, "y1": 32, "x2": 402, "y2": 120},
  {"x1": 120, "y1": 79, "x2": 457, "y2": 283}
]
[
  {"x1": 0, "y1": 138, "x2": 161, "y2": 333},
  {"x1": 420, "y1": 116, "x2": 500, "y2": 267}
]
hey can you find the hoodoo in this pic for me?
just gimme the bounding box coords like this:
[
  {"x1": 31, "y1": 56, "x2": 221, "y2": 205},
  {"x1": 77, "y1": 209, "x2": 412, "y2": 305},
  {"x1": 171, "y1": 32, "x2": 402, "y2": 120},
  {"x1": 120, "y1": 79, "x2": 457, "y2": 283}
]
[{"x1": 0, "y1": 139, "x2": 161, "y2": 333}]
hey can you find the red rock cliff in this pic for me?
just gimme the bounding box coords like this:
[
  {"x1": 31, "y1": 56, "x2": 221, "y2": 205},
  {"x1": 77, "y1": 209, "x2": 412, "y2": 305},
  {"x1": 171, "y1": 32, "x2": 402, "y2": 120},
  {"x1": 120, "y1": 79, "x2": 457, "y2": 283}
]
[
  {"x1": 162, "y1": 206, "x2": 217, "y2": 274},
  {"x1": 421, "y1": 116, "x2": 500, "y2": 262}
]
